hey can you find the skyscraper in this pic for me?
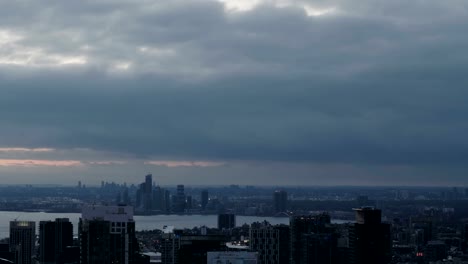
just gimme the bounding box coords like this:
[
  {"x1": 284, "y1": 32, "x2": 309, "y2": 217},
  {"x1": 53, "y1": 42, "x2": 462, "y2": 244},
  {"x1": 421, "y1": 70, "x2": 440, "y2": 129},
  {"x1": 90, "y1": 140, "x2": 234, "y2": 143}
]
[
  {"x1": 218, "y1": 214, "x2": 236, "y2": 230},
  {"x1": 201, "y1": 190, "x2": 209, "y2": 210},
  {"x1": 144, "y1": 174, "x2": 153, "y2": 211},
  {"x1": 273, "y1": 190, "x2": 288, "y2": 214},
  {"x1": 9, "y1": 221, "x2": 35, "y2": 264},
  {"x1": 249, "y1": 222, "x2": 289, "y2": 264},
  {"x1": 153, "y1": 186, "x2": 165, "y2": 211},
  {"x1": 301, "y1": 233, "x2": 338, "y2": 264},
  {"x1": 348, "y1": 207, "x2": 391, "y2": 264},
  {"x1": 173, "y1": 185, "x2": 186, "y2": 213},
  {"x1": 290, "y1": 213, "x2": 331, "y2": 264},
  {"x1": 39, "y1": 218, "x2": 73, "y2": 264},
  {"x1": 79, "y1": 205, "x2": 139, "y2": 264}
]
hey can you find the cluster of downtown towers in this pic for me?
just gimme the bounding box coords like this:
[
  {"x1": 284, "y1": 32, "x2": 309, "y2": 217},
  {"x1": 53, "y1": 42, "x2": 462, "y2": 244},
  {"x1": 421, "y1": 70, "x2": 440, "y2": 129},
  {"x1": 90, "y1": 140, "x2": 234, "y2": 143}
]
[{"x1": 133, "y1": 174, "x2": 202, "y2": 214}]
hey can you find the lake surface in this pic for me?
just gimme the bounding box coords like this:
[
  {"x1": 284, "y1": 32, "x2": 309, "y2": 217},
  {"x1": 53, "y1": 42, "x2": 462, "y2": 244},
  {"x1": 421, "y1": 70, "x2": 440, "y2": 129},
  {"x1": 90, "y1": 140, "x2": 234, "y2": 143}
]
[{"x1": 0, "y1": 211, "x2": 349, "y2": 238}]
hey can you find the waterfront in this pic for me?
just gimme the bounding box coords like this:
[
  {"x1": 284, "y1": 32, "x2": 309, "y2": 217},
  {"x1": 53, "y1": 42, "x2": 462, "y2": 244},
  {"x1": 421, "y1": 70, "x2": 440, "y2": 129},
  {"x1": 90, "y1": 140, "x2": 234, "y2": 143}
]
[
  {"x1": 0, "y1": 211, "x2": 349, "y2": 238},
  {"x1": 0, "y1": 211, "x2": 291, "y2": 238}
]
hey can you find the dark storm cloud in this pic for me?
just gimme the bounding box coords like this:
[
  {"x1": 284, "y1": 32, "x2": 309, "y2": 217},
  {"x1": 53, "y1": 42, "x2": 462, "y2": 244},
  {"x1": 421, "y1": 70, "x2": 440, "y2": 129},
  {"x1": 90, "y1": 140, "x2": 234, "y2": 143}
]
[{"x1": 0, "y1": 0, "x2": 467, "y2": 168}]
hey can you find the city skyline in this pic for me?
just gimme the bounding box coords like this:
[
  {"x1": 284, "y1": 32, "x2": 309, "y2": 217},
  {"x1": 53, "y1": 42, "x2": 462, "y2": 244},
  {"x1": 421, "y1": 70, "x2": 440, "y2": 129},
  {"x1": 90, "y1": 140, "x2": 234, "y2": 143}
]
[{"x1": 1, "y1": 0, "x2": 467, "y2": 186}]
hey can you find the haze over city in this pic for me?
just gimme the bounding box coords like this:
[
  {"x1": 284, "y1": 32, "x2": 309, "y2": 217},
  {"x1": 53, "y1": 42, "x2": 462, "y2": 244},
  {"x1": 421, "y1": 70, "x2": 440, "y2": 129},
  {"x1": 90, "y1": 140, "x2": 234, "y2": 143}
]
[{"x1": 0, "y1": 0, "x2": 467, "y2": 186}]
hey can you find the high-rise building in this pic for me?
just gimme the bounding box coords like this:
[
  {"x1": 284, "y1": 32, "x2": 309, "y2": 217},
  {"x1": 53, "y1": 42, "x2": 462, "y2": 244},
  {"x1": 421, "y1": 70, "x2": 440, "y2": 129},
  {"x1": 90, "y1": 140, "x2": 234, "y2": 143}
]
[
  {"x1": 173, "y1": 185, "x2": 186, "y2": 213},
  {"x1": 301, "y1": 233, "x2": 338, "y2": 264},
  {"x1": 161, "y1": 226, "x2": 180, "y2": 264},
  {"x1": 122, "y1": 187, "x2": 131, "y2": 205},
  {"x1": 186, "y1": 196, "x2": 192, "y2": 210},
  {"x1": 39, "y1": 218, "x2": 73, "y2": 264},
  {"x1": 153, "y1": 186, "x2": 166, "y2": 212},
  {"x1": 249, "y1": 222, "x2": 289, "y2": 264},
  {"x1": 348, "y1": 207, "x2": 391, "y2": 264},
  {"x1": 273, "y1": 190, "x2": 288, "y2": 214},
  {"x1": 178, "y1": 235, "x2": 228, "y2": 263},
  {"x1": 9, "y1": 221, "x2": 35, "y2": 264},
  {"x1": 144, "y1": 174, "x2": 153, "y2": 211},
  {"x1": 201, "y1": 190, "x2": 209, "y2": 210},
  {"x1": 164, "y1": 189, "x2": 171, "y2": 213},
  {"x1": 290, "y1": 213, "x2": 331, "y2": 264},
  {"x1": 79, "y1": 205, "x2": 139, "y2": 264},
  {"x1": 218, "y1": 214, "x2": 236, "y2": 230},
  {"x1": 424, "y1": 240, "x2": 447, "y2": 262},
  {"x1": 161, "y1": 227, "x2": 228, "y2": 264}
]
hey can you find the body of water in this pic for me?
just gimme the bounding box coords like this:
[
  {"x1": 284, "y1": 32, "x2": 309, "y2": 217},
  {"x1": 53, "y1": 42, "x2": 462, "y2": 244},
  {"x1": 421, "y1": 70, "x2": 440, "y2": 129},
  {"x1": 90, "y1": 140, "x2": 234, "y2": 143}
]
[{"x1": 0, "y1": 211, "x2": 349, "y2": 238}]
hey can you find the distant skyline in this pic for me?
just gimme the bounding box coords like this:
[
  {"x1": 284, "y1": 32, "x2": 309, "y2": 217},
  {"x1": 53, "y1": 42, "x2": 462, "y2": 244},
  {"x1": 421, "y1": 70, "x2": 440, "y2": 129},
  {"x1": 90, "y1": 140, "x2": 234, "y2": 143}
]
[{"x1": 1, "y1": 0, "x2": 467, "y2": 185}]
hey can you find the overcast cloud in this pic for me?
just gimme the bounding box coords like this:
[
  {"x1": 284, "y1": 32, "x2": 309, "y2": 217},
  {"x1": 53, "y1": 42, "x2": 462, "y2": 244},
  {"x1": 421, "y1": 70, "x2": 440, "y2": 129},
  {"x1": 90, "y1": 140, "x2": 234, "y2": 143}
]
[{"x1": 0, "y1": 0, "x2": 467, "y2": 185}]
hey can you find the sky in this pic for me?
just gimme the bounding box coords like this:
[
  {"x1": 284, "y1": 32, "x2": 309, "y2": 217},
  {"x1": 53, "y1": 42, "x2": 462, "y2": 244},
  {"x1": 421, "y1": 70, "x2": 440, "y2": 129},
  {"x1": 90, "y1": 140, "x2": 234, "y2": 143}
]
[{"x1": 0, "y1": 0, "x2": 467, "y2": 186}]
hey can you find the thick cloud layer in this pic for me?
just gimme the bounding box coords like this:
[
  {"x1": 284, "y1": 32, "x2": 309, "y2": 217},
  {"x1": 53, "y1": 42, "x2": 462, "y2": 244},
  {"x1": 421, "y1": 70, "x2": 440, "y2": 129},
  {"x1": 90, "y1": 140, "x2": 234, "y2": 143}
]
[{"x1": 0, "y1": 0, "x2": 467, "y2": 184}]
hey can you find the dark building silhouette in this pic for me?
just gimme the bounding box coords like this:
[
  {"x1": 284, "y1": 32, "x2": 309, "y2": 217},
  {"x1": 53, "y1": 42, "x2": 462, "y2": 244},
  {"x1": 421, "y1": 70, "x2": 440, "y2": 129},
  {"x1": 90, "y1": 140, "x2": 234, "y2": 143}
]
[
  {"x1": 301, "y1": 233, "x2": 338, "y2": 264},
  {"x1": 173, "y1": 185, "x2": 186, "y2": 213},
  {"x1": 201, "y1": 190, "x2": 209, "y2": 210},
  {"x1": 348, "y1": 207, "x2": 391, "y2": 264},
  {"x1": 250, "y1": 222, "x2": 290, "y2": 264},
  {"x1": 424, "y1": 240, "x2": 447, "y2": 262},
  {"x1": 179, "y1": 235, "x2": 227, "y2": 264},
  {"x1": 410, "y1": 216, "x2": 433, "y2": 246},
  {"x1": 290, "y1": 213, "x2": 331, "y2": 264},
  {"x1": 79, "y1": 205, "x2": 140, "y2": 264},
  {"x1": 0, "y1": 243, "x2": 13, "y2": 263},
  {"x1": 9, "y1": 221, "x2": 35, "y2": 264},
  {"x1": 136, "y1": 174, "x2": 154, "y2": 212},
  {"x1": 161, "y1": 227, "x2": 227, "y2": 264},
  {"x1": 153, "y1": 186, "x2": 165, "y2": 212},
  {"x1": 39, "y1": 218, "x2": 73, "y2": 264},
  {"x1": 218, "y1": 214, "x2": 236, "y2": 230},
  {"x1": 144, "y1": 174, "x2": 153, "y2": 211},
  {"x1": 186, "y1": 196, "x2": 193, "y2": 210},
  {"x1": 273, "y1": 190, "x2": 288, "y2": 214},
  {"x1": 59, "y1": 246, "x2": 80, "y2": 264},
  {"x1": 161, "y1": 228, "x2": 180, "y2": 264}
]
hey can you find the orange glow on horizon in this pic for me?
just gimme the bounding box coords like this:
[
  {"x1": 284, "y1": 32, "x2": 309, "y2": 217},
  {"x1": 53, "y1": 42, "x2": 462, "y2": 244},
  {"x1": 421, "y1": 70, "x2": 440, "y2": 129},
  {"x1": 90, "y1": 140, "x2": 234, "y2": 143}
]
[
  {"x1": 144, "y1": 160, "x2": 225, "y2": 168},
  {"x1": 0, "y1": 147, "x2": 55, "y2": 152},
  {"x1": 0, "y1": 159, "x2": 82, "y2": 167}
]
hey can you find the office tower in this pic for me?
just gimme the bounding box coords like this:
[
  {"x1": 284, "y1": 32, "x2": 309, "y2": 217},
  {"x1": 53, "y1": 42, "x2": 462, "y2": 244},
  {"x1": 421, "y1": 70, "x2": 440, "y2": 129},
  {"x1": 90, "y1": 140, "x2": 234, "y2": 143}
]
[
  {"x1": 348, "y1": 207, "x2": 391, "y2": 264},
  {"x1": 290, "y1": 213, "x2": 331, "y2": 264},
  {"x1": 144, "y1": 174, "x2": 153, "y2": 211},
  {"x1": 153, "y1": 186, "x2": 165, "y2": 211},
  {"x1": 186, "y1": 196, "x2": 192, "y2": 210},
  {"x1": 0, "y1": 243, "x2": 13, "y2": 262},
  {"x1": 39, "y1": 218, "x2": 73, "y2": 264},
  {"x1": 79, "y1": 205, "x2": 139, "y2": 264},
  {"x1": 136, "y1": 183, "x2": 144, "y2": 209},
  {"x1": 249, "y1": 222, "x2": 289, "y2": 264},
  {"x1": 201, "y1": 190, "x2": 209, "y2": 210},
  {"x1": 410, "y1": 216, "x2": 433, "y2": 245},
  {"x1": 273, "y1": 190, "x2": 288, "y2": 214},
  {"x1": 161, "y1": 227, "x2": 228, "y2": 264},
  {"x1": 161, "y1": 227, "x2": 180, "y2": 264},
  {"x1": 153, "y1": 186, "x2": 171, "y2": 213},
  {"x1": 9, "y1": 221, "x2": 35, "y2": 264},
  {"x1": 301, "y1": 233, "x2": 338, "y2": 264},
  {"x1": 164, "y1": 189, "x2": 171, "y2": 213},
  {"x1": 207, "y1": 252, "x2": 258, "y2": 264},
  {"x1": 173, "y1": 185, "x2": 186, "y2": 213},
  {"x1": 179, "y1": 235, "x2": 228, "y2": 263},
  {"x1": 122, "y1": 187, "x2": 131, "y2": 205},
  {"x1": 218, "y1": 214, "x2": 236, "y2": 230},
  {"x1": 424, "y1": 240, "x2": 447, "y2": 262}
]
